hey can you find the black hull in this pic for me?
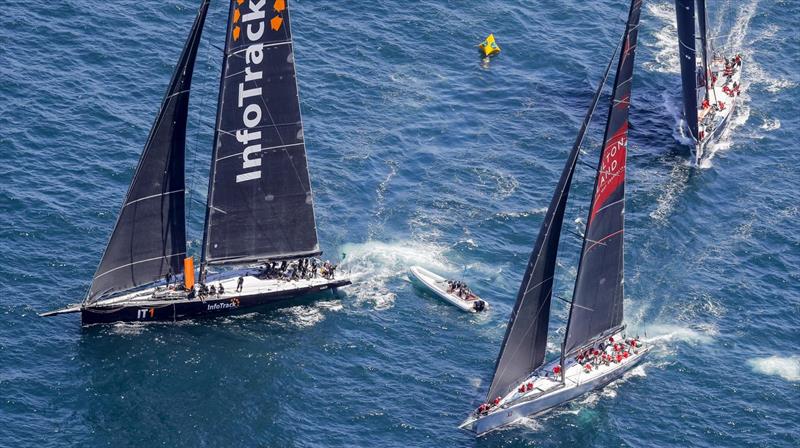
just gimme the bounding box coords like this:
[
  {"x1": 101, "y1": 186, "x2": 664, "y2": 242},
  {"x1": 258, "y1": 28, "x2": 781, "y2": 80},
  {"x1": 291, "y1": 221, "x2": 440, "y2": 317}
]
[{"x1": 81, "y1": 279, "x2": 350, "y2": 325}]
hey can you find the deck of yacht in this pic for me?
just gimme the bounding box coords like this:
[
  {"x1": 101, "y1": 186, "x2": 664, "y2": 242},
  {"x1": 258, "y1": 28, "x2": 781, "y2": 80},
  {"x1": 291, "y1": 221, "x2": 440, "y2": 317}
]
[
  {"x1": 486, "y1": 336, "x2": 646, "y2": 411},
  {"x1": 697, "y1": 55, "x2": 742, "y2": 149},
  {"x1": 93, "y1": 269, "x2": 347, "y2": 308}
]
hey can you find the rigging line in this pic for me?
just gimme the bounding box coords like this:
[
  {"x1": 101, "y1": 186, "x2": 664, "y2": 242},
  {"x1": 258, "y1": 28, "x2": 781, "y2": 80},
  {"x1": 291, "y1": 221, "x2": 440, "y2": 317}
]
[
  {"x1": 582, "y1": 237, "x2": 608, "y2": 247},
  {"x1": 554, "y1": 295, "x2": 594, "y2": 312},
  {"x1": 187, "y1": 46, "x2": 212, "y2": 233},
  {"x1": 215, "y1": 143, "x2": 304, "y2": 162},
  {"x1": 124, "y1": 189, "x2": 184, "y2": 207},
  {"x1": 584, "y1": 229, "x2": 624, "y2": 253},
  {"x1": 228, "y1": 40, "x2": 292, "y2": 57},
  {"x1": 94, "y1": 253, "x2": 187, "y2": 280},
  {"x1": 565, "y1": 228, "x2": 585, "y2": 240},
  {"x1": 165, "y1": 88, "x2": 191, "y2": 100},
  {"x1": 592, "y1": 198, "x2": 624, "y2": 217},
  {"x1": 257, "y1": 84, "x2": 313, "y2": 195},
  {"x1": 522, "y1": 275, "x2": 554, "y2": 297}
]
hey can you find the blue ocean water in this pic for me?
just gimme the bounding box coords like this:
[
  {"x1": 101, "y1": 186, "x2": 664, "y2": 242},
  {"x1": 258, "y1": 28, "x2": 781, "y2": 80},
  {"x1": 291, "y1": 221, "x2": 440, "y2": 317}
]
[{"x1": 1, "y1": 0, "x2": 798, "y2": 446}]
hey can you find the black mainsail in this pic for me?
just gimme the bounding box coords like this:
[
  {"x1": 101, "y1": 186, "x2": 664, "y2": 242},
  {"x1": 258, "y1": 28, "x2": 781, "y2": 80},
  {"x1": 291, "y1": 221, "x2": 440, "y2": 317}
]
[
  {"x1": 563, "y1": 0, "x2": 641, "y2": 356},
  {"x1": 86, "y1": 1, "x2": 209, "y2": 302},
  {"x1": 696, "y1": 0, "x2": 710, "y2": 87},
  {"x1": 485, "y1": 46, "x2": 621, "y2": 400},
  {"x1": 202, "y1": 0, "x2": 320, "y2": 265},
  {"x1": 675, "y1": 0, "x2": 699, "y2": 141}
]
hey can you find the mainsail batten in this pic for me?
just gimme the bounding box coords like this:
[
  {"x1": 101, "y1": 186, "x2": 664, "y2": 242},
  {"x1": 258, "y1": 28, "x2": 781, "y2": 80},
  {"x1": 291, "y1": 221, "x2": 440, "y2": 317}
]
[
  {"x1": 485, "y1": 44, "x2": 621, "y2": 401},
  {"x1": 563, "y1": 0, "x2": 641, "y2": 356},
  {"x1": 86, "y1": 1, "x2": 209, "y2": 302},
  {"x1": 202, "y1": 0, "x2": 320, "y2": 265}
]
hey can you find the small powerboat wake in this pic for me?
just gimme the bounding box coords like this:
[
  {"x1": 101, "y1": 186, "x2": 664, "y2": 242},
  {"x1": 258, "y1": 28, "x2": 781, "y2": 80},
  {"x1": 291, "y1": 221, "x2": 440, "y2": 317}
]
[{"x1": 409, "y1": 266, "x2": 487, "y2": 313}]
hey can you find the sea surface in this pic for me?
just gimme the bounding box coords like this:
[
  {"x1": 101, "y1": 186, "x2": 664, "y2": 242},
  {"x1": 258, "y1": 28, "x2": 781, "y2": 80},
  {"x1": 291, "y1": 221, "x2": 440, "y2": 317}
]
[{"x1": 1, "y1": 0, "x2": 798, "y2": 446}]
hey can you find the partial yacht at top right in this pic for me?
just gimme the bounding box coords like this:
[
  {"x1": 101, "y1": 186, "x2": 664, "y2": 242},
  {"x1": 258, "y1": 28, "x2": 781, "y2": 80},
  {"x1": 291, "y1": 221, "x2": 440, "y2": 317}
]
[{"x1": 674, "y1": 0, "x2": 743, "y2": 164}]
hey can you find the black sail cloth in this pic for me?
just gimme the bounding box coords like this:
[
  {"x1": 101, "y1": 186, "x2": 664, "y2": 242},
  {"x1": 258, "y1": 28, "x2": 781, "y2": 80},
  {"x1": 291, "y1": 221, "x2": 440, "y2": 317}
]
[
  {"x1": 485, "y1": 43, "x2": 621, "y2": 400},
  {"x1": 675, "y1": 0, "x2": 699, "y2": 140},
  {"x1": 203, "y1": 0, "x2": 320, "y2": 265},
  {"x1": 563, "y1": 0, "x2": 642, "y2": 356},
  {"x1": 696, "y1": 0, "x2": 710, "y2": 83},
  {"x1": 86, "y1": 1, "x2": 209, "y2": 302}
]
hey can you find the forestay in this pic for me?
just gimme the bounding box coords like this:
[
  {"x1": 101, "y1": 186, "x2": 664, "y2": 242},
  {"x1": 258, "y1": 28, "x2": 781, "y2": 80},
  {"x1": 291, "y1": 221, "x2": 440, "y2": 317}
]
[
  {"x1": 203, "y1": 0, "x2": 320, "y2": 265},
  {"x1": 564, "y1": 0, "x2": 642, "y2": 356},
  {"x1": 485, "y1": 44, "x2": 620, "y2": 400},
  {"x1": 86, "y1": 2, "x2": 209, "y2": 302}
]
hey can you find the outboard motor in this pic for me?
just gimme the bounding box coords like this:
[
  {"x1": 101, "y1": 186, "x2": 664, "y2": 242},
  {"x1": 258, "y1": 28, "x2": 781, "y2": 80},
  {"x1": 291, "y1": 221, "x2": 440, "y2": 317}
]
[{"x1": 473, "y1": 300, "x2": 486, "y2": 312}]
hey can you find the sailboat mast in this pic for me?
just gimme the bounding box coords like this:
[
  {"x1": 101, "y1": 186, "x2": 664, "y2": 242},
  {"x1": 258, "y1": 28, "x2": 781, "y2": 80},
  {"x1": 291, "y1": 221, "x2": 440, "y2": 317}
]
[
  {"x1": 562, "y1": 0, "x2": 641, "y2": 358},
  {"x1": 484, "y1": 37, "x2": 620, "y2": 401},
  {"x1": 199, "y1": 0, "x2": 237, "y2": 278},
  {"x1": 696, "y1": 0, "x2": 712, "y2": 98},
  {"x1": 675, "y1": 0, "x2": 699, "y2": 141}
]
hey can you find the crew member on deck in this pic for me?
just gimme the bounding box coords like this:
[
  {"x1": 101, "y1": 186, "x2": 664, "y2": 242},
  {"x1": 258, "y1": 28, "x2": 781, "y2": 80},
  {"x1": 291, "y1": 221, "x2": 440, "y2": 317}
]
[{"x1": 236, "y1": 276, "x2": 244, "y2": 292}]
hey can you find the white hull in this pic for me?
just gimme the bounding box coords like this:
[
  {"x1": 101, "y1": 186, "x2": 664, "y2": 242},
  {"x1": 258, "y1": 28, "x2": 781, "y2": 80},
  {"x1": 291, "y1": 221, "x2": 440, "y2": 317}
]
[
  {"x1": 89, "y1": 268, "x2": 349, "y2": 311},
  {"x1": 409, "y1": 266, "x2": 487, "y2": 313},
  {"x1": 696, "y1": 56, "x2": 743, "y2": 163},
  {"x1": 461, "y1": 334, "x2": 649, "y2": 435}
]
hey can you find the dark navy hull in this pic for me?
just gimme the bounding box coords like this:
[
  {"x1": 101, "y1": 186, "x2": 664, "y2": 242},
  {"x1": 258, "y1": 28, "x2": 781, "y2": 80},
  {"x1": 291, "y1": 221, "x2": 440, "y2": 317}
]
[{"x1": 80, "y1": 279, "x2": 350, "y2": 325}]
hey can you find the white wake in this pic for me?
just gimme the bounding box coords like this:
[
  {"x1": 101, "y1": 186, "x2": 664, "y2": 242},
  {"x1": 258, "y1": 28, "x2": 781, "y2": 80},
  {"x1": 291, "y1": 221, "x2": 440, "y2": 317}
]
[
  {"x1": 748, "y1": 356, "x2": 800, "y2": 382},
  {"x1": 339, "y1": 240, "x2": 456, "y2": 310}
]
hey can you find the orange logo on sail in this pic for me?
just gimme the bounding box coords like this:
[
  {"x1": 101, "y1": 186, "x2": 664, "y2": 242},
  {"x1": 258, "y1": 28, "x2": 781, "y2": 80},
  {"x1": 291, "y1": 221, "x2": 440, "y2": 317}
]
[
  {"x1": 231, "y1": 0, "x2": 244, "y2": 41},
  {"x1": 274, "y1": 0, "x2": 286, "y2": 12},
  {"x1": 270, "y1": 15, "x2": 283, "y2": 31}
]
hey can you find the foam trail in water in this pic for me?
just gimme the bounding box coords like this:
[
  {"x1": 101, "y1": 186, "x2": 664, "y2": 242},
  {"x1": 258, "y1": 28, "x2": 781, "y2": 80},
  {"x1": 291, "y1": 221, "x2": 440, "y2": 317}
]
[
  {"x1": 650, "y1": 162, "x2": 690, "y2": 223},
  {"x1": 339, "y1": 240, "x2": 455, "y2": 310},
  {"x1": 747, "y1": 356, "x2": 800, "y2": 382},
  {"x1": 279, "y1": 305, "x2": 326, "y2": 329},
  {"x1": 759, "y1": 118, "x2": 780, "y2": 131},
  {"x1": 643, "y1": 1, "x2": 679, "y2": 74},
  {"x1": 644, "y1": 323, "x2": 717, "y2": 345}
]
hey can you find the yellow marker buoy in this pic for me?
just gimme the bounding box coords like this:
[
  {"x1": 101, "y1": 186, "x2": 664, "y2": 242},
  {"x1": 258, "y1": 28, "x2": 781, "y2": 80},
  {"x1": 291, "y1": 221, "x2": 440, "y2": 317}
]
[{"x1": 479, "y1": 34, "x2": 501, "y2": 57}]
